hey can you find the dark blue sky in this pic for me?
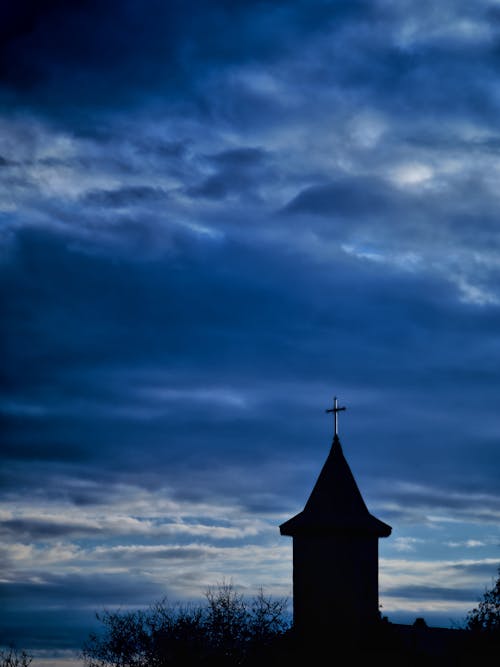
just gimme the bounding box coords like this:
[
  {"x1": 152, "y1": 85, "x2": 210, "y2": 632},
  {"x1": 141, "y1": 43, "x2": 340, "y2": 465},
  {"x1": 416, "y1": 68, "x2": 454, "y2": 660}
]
[{"x1": 1, "y1": 1, "x2": 500, "y2": 664}]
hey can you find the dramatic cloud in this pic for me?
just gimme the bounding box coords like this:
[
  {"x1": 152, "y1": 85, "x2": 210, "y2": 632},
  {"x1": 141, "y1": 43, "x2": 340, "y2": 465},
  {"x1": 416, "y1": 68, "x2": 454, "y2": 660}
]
[{"x1": 2, "y1": 1, "x2": 500, "y2": 664}]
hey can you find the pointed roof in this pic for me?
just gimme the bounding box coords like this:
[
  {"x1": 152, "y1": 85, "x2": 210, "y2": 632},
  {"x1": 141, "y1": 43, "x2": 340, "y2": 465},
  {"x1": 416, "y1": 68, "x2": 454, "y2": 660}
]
[{"x1": 280, "y1": 435, "x2": 392, "y2": 537}]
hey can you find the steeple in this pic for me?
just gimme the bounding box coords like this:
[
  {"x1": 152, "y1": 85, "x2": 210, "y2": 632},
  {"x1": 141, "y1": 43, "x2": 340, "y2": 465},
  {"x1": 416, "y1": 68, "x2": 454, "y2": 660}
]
[
  {"x1": 279, "y1": 399, "x2": 392, "y2": 644},
  {"x1": 280, "y1": 434, "x2": 391, "y2": 537}
]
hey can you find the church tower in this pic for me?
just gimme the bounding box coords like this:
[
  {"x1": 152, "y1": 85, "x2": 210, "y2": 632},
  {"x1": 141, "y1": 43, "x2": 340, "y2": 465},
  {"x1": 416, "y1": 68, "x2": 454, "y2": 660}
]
[{"x1": 280, "y1": 398, "x2": 391, "y2": 643}]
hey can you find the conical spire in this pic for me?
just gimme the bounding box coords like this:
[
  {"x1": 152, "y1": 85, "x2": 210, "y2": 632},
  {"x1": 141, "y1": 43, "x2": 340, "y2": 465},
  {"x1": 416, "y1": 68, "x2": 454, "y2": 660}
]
[{"x1": 280, "y1": 434, "x2": 391, "y2": 537}]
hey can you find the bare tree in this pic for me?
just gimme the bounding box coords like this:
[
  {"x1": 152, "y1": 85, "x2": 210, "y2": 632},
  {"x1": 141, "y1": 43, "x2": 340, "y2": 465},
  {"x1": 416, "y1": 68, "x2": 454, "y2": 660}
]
[
  {"x1": 466, "y1": 566, "x2": 500, "y2": 635},
  {"x1": 0, "y1": 647, "x2": 33, "y2": 667},
  {"x1": 82, "y1": 583, "x2": 290, "y2": 667}
]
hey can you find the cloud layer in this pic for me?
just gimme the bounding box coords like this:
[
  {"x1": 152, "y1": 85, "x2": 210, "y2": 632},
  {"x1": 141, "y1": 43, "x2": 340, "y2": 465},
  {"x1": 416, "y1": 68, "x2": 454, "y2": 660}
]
[{"x1": 1, "y1": 1, "x2": 500, "y2": 662}]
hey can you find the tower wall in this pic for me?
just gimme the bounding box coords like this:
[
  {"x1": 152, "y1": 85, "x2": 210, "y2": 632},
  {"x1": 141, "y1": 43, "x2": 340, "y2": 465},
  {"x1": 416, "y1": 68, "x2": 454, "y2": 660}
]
[{"x1": 292, "y1": 533, "x2": 380, "y2": 640}]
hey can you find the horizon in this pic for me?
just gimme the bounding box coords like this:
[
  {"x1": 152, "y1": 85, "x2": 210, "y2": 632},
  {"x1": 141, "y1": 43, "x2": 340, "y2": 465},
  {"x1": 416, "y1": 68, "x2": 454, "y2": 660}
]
[{"x1": 1, "y1": 1, "x2": 500, "y2": 664}]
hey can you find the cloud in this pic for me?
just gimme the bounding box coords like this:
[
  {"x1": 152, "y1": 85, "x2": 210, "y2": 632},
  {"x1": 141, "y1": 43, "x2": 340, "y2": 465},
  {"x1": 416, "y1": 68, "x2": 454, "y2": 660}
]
[
  {"x1": 283, "y1": 176, "x2": 398, "y2": 218},
  {"x1": 383, "y1": 585, "x2": 479, "y2": 603},
  {"x1": 0, "y1": 518, "x2": 101, "y2": 540},
  {"x1": 377, "y1": 482, "x2": 500, "y2": 526},
  {"x1": 0, "y1": 1, "x2": 370, "y2": 116},
  {"x1": 3, "y1": 0, "x2": 500, "y2": 654},
  {"x1": 0, "y1": 511, "x2": 264, "y2": 542},
  {"x1": 83, "y1": 186, "x2": 170, "y2": 208},
  {"x1": 0, "y1": 572, "x2": 164, "y2": 614},
  {"x1": 392, "y1": 537, "x2": 425, "y2": 553},
  {"x1": 185, "y1": 146, "x2": 272, "y2": 201}
]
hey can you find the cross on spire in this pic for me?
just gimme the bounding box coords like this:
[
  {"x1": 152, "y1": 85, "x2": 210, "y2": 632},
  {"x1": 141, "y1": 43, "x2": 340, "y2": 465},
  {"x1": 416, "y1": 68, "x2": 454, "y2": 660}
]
[{"x1": 325, "y1": 396, "x2": 346, "y2": 438}]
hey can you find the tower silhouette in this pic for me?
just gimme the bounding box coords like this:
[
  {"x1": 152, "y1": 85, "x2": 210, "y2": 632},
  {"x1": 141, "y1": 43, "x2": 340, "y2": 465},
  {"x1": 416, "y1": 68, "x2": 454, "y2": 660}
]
[{"x1": 280, "y1": 401, "x2": 391, "y2": 644}]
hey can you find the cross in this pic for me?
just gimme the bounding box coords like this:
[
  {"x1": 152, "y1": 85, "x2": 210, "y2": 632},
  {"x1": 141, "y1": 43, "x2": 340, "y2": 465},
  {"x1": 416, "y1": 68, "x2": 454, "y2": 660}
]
[{"x1": 325, "y1": 396, "x2": 346, "y2": 438}]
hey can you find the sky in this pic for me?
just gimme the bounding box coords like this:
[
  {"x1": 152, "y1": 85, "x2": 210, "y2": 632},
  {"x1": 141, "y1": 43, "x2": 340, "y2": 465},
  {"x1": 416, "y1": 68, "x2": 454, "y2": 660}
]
[{"x1": 1, "y1": 0, "x2": 500, "y2": 664}]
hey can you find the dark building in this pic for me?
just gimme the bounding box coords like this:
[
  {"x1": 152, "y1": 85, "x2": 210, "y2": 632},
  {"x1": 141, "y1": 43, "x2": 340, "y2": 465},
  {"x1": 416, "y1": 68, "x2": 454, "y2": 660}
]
[
  {"x1": 280, "y1": 401, "x2": 391, "y2": 643},
  {"x1": 278, "y1": 398, "x2": 477, "y2": 664}
]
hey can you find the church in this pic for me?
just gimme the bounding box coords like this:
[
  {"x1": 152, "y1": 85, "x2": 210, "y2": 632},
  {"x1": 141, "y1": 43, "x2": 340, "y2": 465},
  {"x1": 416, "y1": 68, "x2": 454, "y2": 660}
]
[{"x1": 279, "y1": 397, "x2": 472, "y2": 661}]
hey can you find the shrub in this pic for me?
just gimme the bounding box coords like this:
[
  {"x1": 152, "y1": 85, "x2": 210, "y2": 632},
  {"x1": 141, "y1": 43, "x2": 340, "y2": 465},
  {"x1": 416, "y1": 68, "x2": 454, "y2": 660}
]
[{"x1": 82, "y1": 582, "x2": 290, "y2": 667}]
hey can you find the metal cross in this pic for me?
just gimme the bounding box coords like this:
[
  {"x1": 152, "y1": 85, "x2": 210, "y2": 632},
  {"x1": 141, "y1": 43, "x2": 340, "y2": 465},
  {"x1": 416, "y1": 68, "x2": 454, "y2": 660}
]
[{"x1": 325, "y1": 396, "x2": 346, "y2": 437}]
